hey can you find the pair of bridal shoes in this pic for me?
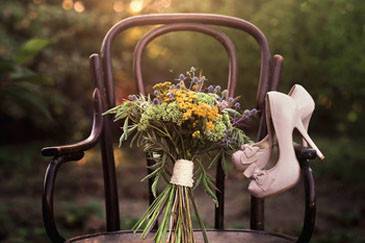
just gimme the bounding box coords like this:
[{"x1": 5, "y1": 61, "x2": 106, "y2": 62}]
[{"x1": 232, "y1": 84, "x2": 324, "y2": 198}]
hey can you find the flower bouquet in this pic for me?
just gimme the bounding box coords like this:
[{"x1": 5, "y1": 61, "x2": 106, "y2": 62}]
[{"x1": 105, "y1": 67, "x2": 252, "y2": 243}]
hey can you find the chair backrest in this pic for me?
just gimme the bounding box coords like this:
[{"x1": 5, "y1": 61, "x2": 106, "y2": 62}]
[{"x1": 91, "y1": 13, "x2": 284, "y2": 232}]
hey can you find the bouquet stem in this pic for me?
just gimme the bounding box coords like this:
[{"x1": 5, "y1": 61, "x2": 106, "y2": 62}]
[
  {"x1": 133, "y1": 159, "x2": 209, "y2": 243},
  {"x1": 166, "y1": 185, "x2": 194, "y2": 243}
]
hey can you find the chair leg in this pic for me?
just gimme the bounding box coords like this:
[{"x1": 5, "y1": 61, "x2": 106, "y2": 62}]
[
  {"x1": 297, "y1": 159, "x2": 316, "y2": 243},
  {"x1": 250, "y1": 197, "x2": 265, "y2": 230},
  {"x1": 100, "y1": 122, "x2": 120, "y2": 232},
  {"x1": 214, "y1": 159, "x2": 225, "y2": 229}
]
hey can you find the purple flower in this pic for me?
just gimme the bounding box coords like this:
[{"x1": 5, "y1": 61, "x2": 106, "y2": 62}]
[
  {"x1": 217, "y1": 100, "x2": 229, "y2": 110},
  {"x1": 234, "y1": 102, "x2": 241, "y2": 109},
  {"x1": 250, "y1": 108, "x2": 258, "y2": 116},
  {"x1": 192, "y1": 77, "x2": 199, "y2": 83},
  {"x1": 233, "y1": 108, "x2": 260, "y2": 128},
  {"x1": 179, "y1": 73, "x2": 186, "y2": 80},
  {"x1": 220, "y1": 132, "x2": 233, "y2": 147},
  {"x1": 153, "y1": 90, "x2": 160, "y2": 96},
  {"x1": 167, "y1": 93, "x2": 175, "y2": 100},
  {"x1": 207, "y1": 85, "x2": 214, "y2": 93},
  {"x1": 214, "y1": 85, "x2": 221, "y2": 93},
  {"x1": 153, "y1": 98, "x2": 161, "y2": 105},
  {"x1": 128, "y1": 95, "x2": 137, "y2": 101}
]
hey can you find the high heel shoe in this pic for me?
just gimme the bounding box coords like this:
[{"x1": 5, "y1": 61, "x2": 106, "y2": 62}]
[
  {"x1": 248, "y1": 91, "x2": 324, "y2": 198},
  {"x1": 232, "y1": 84, "x2": 315, "y2": 178}
]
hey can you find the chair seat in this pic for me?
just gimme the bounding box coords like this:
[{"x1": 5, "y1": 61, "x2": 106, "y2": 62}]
[{"x1": 68, "y1": 229, "x2": 295, "y2": 243}]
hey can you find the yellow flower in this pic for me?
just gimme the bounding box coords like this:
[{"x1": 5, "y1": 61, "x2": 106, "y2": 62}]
[
  {"x1": 153, "y1": 81, "x2": 172, "y2": 90},
  {"x1": 183, "y1": 110, "x2": 193, "y2": 120},
  {"x1": 192, "y1": 130, "x2": 201, "y2": 138},
  {"x1": 205, "y1": 121, "x2": 215, "y2": 131}
]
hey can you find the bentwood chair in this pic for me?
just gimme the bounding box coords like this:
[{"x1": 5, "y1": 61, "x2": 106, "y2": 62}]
[{"x1": 41, "y1": 13, "x2": 318, "y2": 243}]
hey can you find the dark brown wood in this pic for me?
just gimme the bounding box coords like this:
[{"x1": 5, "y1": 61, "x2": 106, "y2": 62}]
[
  {"x1": 67, "y1": 230, "x2": 295, "y2": 243},
  {"x1": 249, "y1": 53, "x2": 283, "y2": 231},
  {"x1": 132, "y1": 23, "x2": 238, "y2": 97},
  {"x1": 99, "y1": 121, "x2": 121, "y2": 231},
  {"x1": 41, "y1": 89, "x2": 103, "y2": 157},
  {"x1": 43, "y1": 152, "x2": 84, "y2": 243},
  {"x1": 270, "y1": 54, "x2": 284, "y2": 91},
  {"x1": 215, "y1": 158, "x2": 225, "y2": 229},
  {"x1": 90, "y1": 53, "x2": 121, "y2": 231},
  {"x1": 297, "y1": 159, "x2": 316, "y2": 243},
  {"x1": 100, "y1": 13, "x2": 272, "y2": 109}
]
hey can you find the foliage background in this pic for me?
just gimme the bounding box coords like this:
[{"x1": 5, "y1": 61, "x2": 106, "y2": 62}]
[{"x1": 0, "y1": 0, "x2": 364, "y2": 242}]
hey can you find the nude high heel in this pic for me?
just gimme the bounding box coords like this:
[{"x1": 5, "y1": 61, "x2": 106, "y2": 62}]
[
  {"x1": 248, "y1": 91, "x2": 324, "y2": 198},
  {"x1": 232, "y1": 84, "x2": 316, "y2": 178}
]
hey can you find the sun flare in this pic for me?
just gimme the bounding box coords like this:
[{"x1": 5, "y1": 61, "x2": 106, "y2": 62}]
[{"x1": 129, "y1": 0, "x2": 144, "y2": 14}]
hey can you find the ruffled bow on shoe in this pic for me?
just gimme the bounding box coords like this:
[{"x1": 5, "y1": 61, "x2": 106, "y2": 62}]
[{"x1": 232, "y1": 139, "x2": 272, "y2": 178}]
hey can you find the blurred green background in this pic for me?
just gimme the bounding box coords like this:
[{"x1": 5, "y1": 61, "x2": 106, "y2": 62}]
[{"x1": 0, "y1": 0, "x2": 364, "y2": 242}]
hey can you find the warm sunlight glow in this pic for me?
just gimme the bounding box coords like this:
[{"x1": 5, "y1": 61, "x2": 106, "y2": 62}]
[
  {"x1": 73, "y1": 1, "x2": 85, "y2": 13},
  {"x1": 33, "y1": 0, "x2": 44, "y2": 4},
  {"x1": 62, "y1": 0, "x2": 73, "y2": 10},
  {"x1": 113, "y1": 1, "x2": 124, "y2": 13},
  {"x1": 154, "y1": 0, "x2": 171, "y2": 9},
  {"x1": 129, "y1": 0, "x2": 144, "y2": 14}
]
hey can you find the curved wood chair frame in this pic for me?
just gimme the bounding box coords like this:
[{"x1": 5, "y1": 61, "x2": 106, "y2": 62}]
[{"x1": 41, "y1": 13, "x2": 317, "y2": 243}]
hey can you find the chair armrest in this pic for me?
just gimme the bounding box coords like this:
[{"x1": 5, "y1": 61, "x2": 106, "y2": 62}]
[
  {"x1": 43, "y1": 152, "x2": 84, "y2": 243},
  {"x1": 294, "y1": 143, "x2": 317, "y2": 161},
  {"x1": 42, "y1": 88, "x2": 104, "y2": 242},
  {"x1": 41, "y1": 89, "x2": 103, "y2": 157}
]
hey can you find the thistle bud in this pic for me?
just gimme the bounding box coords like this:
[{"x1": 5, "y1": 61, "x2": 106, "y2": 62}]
[
  {"x1": 152, "y1": 98, "x2": 161, "y2": 105},
  {"x1": 128, "y1": 95, "x2": 137, "y2": 101}
]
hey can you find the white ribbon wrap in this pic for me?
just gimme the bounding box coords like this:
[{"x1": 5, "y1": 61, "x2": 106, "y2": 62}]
[{"x1": 170, "y1": 159, "x2": 194, "y2": 187}]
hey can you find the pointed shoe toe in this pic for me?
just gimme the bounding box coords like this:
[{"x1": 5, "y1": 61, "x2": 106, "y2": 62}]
[{"x1": 248, "y1": 181, "x2": 263, "y2": 198}]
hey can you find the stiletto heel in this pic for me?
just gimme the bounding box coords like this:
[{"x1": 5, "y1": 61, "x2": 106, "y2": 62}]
[
  {"x1": 295, "y1": 120, "x2": 325, "y2": 160},
  {"x1": 300, "y1": 113, "x2": 312, "y2": 146}
]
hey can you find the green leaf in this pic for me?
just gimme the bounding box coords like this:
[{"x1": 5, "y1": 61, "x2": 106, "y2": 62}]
[
  {"x1": 15, "y1": 38, "x2": 50, "y2": 64},
  {"x1": 123, "y1": 117, "x2": 129, "y2": 139},
  {"x1": 151, "y1": 174, "x2": 160, "y2": 198}
]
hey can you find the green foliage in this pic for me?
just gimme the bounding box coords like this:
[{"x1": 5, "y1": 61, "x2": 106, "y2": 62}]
[
  {"x1": 0, "y1": 39, "x2": 65, "y2": 130},
  {"x1": 1, "y1": 0, "x2": 364, "y2": 141},
  {"x1": 313, "y1": 137, "x2": 365, "y2": 188},
  {"x1": 15, "y1": 38, "x2": 50, "y2": 64}
]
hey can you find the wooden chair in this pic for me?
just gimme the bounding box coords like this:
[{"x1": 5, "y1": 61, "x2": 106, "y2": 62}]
[{"x1": 41, "y1": 13, "x2": 318, "y2": 243}]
